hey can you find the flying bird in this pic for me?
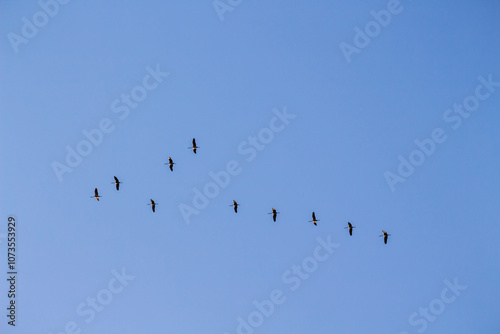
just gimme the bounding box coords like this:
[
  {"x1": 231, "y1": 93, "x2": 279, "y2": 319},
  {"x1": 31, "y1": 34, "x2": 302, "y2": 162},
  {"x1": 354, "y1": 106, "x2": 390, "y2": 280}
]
[
  {"x1": 230, "y1": 200, "x2": 239, "y2": 213},
  {"x1": 268, "y1": 208, "x2": 279, "y2": 222},
  {"x1": 345, "y1": 222, "x2": 355, "y2": 236},
  {"x1": 148, "y1": 199, "x2": 158, "y2": 212},
  {"x1": 91, "y1": 188, "x2": 101, "y2": 201},
  {"x1": 165, "y1": 157, "x2": 175, "y2": 171},
  {"x1": 309, "y1": 212, "x2": 319, "y2": 226},
  {"x1": 112, "y1": 176, "x2": 122, "y2": 191},
  {"x1": 379, "y1": 230, "x2": 391, "y2": 244},
  {"x1": 188, "y1": 138, "x2": 199, "y2": 154}
]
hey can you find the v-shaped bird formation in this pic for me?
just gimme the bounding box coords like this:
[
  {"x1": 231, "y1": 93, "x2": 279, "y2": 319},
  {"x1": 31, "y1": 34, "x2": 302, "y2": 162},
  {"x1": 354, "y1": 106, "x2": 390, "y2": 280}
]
[{"x1": 90, "y1": 138, "x2": 392, "y2": 244}]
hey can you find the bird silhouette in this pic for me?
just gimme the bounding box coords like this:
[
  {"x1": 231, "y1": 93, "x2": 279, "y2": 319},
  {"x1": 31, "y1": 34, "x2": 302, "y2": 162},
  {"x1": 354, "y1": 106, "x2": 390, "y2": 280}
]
[
  {"x1": 165, "y1": 157, "x2": 175, "y2": 171},
  {"x1": 268, "y1": 208, "x2": 279, "y2": 222},
  {"x1": 148, "y1": 199, "x2": 158, "y2": 212},
  {"x1": 230, "y1": 200, "x2": 239, "y2": 213},
  {"x1": 188, "y1": 138, "x2": 199, "y2": 154},
  {"x1": 112, "y1": 176, "x2": 121, "y2": 191},
  {"x1": 345, "y1": 222, "x2": 355, "y2": 236},
  {"x1": 309, "y1": 212, "x2": 319, "y2": 226},
  {"x1": 91, "y1": 188, "x2": 101, "y2": 201},
  {"x1": 379, "y1": 230, "x2": 391, "y2": 244}
]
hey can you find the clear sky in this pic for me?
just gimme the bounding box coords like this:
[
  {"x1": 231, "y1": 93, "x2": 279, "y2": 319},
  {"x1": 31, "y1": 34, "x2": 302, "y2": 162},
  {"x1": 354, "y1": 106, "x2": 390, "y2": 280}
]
[{"x1": 1, "y1": 1, "x2": 500, "y2": 333}]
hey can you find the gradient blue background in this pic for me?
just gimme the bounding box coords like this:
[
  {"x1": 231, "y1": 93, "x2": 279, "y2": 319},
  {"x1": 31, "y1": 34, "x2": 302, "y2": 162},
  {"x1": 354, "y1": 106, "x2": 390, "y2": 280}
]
[{"x1": 1, "y1": 1, "x2": 500, "y2": 333}]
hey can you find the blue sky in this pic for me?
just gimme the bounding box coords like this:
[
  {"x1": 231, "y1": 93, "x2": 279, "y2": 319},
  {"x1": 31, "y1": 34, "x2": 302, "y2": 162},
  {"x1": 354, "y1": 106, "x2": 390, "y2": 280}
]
[{"x1": 1, "y1": 1, "x2": 500, "y2": 333}]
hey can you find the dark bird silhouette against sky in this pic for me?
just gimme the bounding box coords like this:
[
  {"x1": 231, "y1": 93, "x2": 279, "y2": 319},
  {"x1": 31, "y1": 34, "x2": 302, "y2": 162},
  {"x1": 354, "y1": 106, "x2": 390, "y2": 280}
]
[
  {"x1": 345, "y1": 222, "x2": 355, "y2": 236},
  {"x1": 148, "y1": 199, "x2": 157, "y2": 212},
  {"x1": 189, "y1": 138, "x2": 199, "y2": 154},
  {"x1": 165, "y1": 157, "x2": 175, "y2": 171},
  {"x1": 379, "y1": 230, "x2": 390, "y2": 244},
  {"x1": 112, "y1": 176, "x2": 121, "y2": 191},
  {"x1": 309, "y1": 212, "x2": 319, "y2": 226},
  {"x1": 91, "y1": 188, "x2": 101, "y2": 201},
  {"x1": 268, "y1": 208, "x2": 279, "y2": 222},
  {"x1": 230, "y1": 200, "x2": 239, "y2": 213}
]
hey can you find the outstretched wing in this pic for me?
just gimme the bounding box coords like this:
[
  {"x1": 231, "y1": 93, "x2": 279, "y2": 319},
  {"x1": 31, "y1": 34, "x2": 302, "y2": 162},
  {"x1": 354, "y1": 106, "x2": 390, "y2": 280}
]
[
  {"x1": 273, "y1": 213, "x2": 276, "y2": 222},
  {"x1": 193, "y1": 138, "x2": 196, "y2": 146},
  {"x1": 384, "y1": 236, "x2": 388, "y2": 244},
  {"x1": 94, "y1": 188, "x2": 98, "y2": 197},
  {"x1": 349, "y1": 228, "x2": 352, "y2": 236},
  {"x1": 114, "y1": 176, "x2": 119, "y2": 183},
  {"x1": 312, "y1": 212, "x2": 316, "y2": 221},
  {"x1": 169, "y1": 164, "x2": 173, "y2": 171},
  {"x1": 152, "y1": 203, "x2": 155, "y2": 212}
]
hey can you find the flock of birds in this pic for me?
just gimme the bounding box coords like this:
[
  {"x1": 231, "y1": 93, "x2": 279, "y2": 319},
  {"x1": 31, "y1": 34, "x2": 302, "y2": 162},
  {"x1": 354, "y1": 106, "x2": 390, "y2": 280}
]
[{"x1": 90, "y1": 138, "x2": 392, "y2": 244}]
